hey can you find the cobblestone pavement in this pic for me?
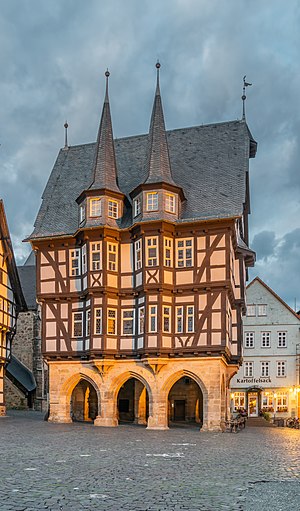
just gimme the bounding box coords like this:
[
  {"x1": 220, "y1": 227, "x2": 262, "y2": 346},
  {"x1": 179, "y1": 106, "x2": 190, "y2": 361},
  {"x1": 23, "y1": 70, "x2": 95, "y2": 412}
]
[{"x1": 0, "y1": 411, "x2": 299, "y2": 511}]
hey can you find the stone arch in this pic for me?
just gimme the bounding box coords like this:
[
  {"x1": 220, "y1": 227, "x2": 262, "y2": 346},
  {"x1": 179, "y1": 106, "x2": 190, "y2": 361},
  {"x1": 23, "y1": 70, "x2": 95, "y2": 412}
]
[
  {"x1": 161, "y1": 369, "x2": 208, "y2": 428},
  {"x1": 60, "y1": 369, "x2": 102, "y2": 420},
  {"x1": 109, "y1": 370, "x2": 154, "y2": 426}
]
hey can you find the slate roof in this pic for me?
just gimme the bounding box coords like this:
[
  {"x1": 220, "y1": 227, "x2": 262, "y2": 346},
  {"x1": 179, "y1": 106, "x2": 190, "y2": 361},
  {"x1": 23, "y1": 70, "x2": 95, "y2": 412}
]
[
  {"x1": 28, "y1": 119, "x2": 256, "y2": 240},
  {"x1": 17, "y1": 265, "x2": 36, "y2": 310}
]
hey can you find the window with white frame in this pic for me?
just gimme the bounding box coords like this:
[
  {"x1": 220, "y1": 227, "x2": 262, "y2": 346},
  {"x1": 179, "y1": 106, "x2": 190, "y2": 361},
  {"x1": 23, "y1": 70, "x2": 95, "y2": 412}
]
[
  {"x1": 176, "y1": 239, "x2": 193, "y2": 267},
  {"x1": 82, "y1": 245, "x2": 87, "y2": 274},
  {"x1": 94, "y1": 308, "x2": 102, "y2": 335},
  {"x1": 165, "y1": 193, "x2": 175, "y2": 213},
  {"x1": 86, "y1": 310, "x2": 91, "y2": 336},
  {"x1": 277, "y1": 360, "x2": 286, "y2": 377},
  {"x1": 108, "y1": 200, "x2": 118, "y2": 219},
  {"x1": 261, "y1": 331, "x2": 271, "y2": 348},
  {"x1": 246, "y1": 304, "x2": 256, "y2": 317},
  {"x1": 149, "y1": 305, "x2": 157, "y2": 333},
  {"x1": 107, "y1": 243, "x2": 118, "y2": 271},
  {"x1": 90, "y1": 242, "x2": 101, "y2": 271},
  {"x1": 164, "y1": 237, "x2": 173, "y2": 267},
  {"x1": 244, "y1": 331, "x2": 255, "y2": 348},
  {"x1": 278, "y1": 331, "x2": 287, "y2": 348},
  {"x1": 90, "y1": 198, "x2": 101, "y2": 217},
  {"x1": 234, "y1": 392, "x2": 245, "y2": 409},
  {"x1": 138, "y1": 307, "x2": 145, "y2": 335},
  {"x1": 79, "y1": 204, "x2": 85, "y2": 224},
  {"x1": 257, "y1": 304, "x2": 267, "y2": 316},
  {"x1": 186, "y1": 305, "x2": 194, "y2": 333},
  {"x1": 146, "y1": 192, "x2": 158, "y2": 211},
  {"x1": 244, "y1": 361, "x2": 253, "y2": 377},
  {"x1": 163, "y1": 306, "x2": 171, "y2": 333},
  {"x1": 176, "y1": 306, "x2": 184, "y2": 333},
  {"x1": 261, "y1": 361, "x2": 270, "y2": 377},
  {"x1": 70, "y1": 249, "x2": 81, "y2": 276},
  {"x1": 146, "y1": 237, "x2": 158, "y2": 266},
  {"x1": 134, "y1": 197, "x2": 141, "y2": 217},
  {"x1": 276, "y1": 392, "x2": 288, "y2": 411},
  {"x1": 135, "y1": 239, "x2": 142, "y2": 270},
  {"x1": 262, "y1": 393, "x2": 273, "y2": 409},
  {"x1": 122, "y1": 309, "x2": 135, "y2": 336},
  {"x1": 72, "y1": 312, "x2": 83, "y2": 337},
  {"x1": 107, "y1": 309, "x2": 117, "y2": 335}
]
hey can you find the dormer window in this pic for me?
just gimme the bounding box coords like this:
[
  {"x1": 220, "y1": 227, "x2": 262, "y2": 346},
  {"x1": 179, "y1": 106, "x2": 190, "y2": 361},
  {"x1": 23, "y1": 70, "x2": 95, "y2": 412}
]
[
  {"x1": 108, "y1": 200, "x2": 118, "y2": 219},
  {"x1": 90, "y1": 198, "x2": 101, "y2": 217},
  {"x1": 165, "y1": 193, "x2": 175, "y2": 213},
  {"x1": 79, "y1": 205, "x2": 85, "y2": 224},
  {"x1": 146, "y1": 192, "x2": 158, "y2": 211},
  {"x1": 134, "y1": 197, "x2": 141, "y2": 217}
]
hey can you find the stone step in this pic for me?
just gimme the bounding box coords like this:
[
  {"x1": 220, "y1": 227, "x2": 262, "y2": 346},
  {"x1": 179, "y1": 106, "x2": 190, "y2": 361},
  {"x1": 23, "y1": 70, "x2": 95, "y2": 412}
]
[{"x1": 247, "y1": 417, "x2": 276, "y2": 427}]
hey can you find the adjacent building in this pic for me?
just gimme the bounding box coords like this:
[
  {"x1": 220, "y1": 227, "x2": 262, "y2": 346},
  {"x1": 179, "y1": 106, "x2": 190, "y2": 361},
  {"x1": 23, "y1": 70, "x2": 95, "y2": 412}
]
[
  {"x1": 231, "y1": 277, "x2": 300, "y2": 419},
  {"x1": 27, "y1": 65, "x2": 257, "y2": 430},
  {"x1": 0, "y1": 200, "x2": 26, "y2": 416}
]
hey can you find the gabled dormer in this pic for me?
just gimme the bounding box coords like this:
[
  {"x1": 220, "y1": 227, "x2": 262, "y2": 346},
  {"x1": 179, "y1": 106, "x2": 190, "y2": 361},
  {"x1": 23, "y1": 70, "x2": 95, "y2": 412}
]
[
  {"x1": 76, "y1": 71, "x2": 124, "y2": 228},
  {"x1": 130, "y1": 63, "x2": 185, "y2": 223}
]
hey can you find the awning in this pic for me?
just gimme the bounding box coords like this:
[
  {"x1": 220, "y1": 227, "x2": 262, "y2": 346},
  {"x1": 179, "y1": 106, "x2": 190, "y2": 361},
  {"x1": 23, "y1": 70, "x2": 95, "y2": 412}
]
[{"x1": 6, "y1": 356, "x2": 36, "y2": 393}]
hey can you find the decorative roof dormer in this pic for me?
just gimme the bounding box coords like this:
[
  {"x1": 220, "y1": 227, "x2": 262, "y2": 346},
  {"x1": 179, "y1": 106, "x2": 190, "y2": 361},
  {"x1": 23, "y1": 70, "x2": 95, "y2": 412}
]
[
  {"x1": 76, "y1": 70, "x2": 124, "y2": 229},
  {"x1": 130, "y1": 62, "x2": 185, "y2": 223}
]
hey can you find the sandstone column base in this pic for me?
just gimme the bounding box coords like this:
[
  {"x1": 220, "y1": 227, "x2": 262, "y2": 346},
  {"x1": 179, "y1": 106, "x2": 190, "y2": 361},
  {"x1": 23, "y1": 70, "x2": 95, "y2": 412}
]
[
  {"x1": 48, "y1": 414, "x2": 72, "y2": 424},
  {"x1": 0, "y1": 405, "x2": 6, "y2": 416},
  {"x1": 147, "y1": 416, "x2": 169, "y2": 430},
  {"x1": 94, "y1": 416, "x2": 118, "y2": 427}
]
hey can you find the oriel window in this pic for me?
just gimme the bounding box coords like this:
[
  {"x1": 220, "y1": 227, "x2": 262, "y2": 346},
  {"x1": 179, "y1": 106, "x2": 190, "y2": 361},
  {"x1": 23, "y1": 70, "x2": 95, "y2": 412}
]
[
  {"x1": 108, "y1": 200, "x2": 118, "y2": 219},
  {"x1": 73, "y1": 312, "x2": 83, "y2": 337},
  {"x1": 176, "y1": 239, "x2": 193, "y2": 267},
  {"x1": 107, "y1": 309, "x2": 117, "y2": 335},
  {"x1": 90, "y1": 198, "x2": 101, "y2": 217},
  {"x1": 146, "y1": 192, "x2": 158, "y2": 211},
  {"x1": 122, "y1": 309, "x2": 135, "y2": 336},
  {"x1": 107, "y1": 243, "x2": 118, "y2": 271}
]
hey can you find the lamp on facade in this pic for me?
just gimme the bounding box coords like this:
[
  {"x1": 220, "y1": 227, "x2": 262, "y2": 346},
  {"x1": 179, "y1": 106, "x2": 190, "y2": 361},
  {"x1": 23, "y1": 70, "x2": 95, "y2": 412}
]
[{"x1": 273, "y1": 392, "x2": 277, "y2": 423}]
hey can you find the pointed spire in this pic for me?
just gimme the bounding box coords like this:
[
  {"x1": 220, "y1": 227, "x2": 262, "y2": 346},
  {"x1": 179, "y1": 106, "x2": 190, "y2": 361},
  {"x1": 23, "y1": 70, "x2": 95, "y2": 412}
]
[
  {"x1": 63, "y1": 121, "x2": 69, "y2": 150},
  {"x1": 144, "y1": 62, "x2": 176, "y2": 186},
  {"x1": 89, "y1": 70, "x2": 121, "y2": 193}
]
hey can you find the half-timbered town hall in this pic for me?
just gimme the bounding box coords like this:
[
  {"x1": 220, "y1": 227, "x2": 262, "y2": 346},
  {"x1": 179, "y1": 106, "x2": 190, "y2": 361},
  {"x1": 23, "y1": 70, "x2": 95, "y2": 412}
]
[{"x1": 27, "y1": 64, "x2": 257, "y2": 430}]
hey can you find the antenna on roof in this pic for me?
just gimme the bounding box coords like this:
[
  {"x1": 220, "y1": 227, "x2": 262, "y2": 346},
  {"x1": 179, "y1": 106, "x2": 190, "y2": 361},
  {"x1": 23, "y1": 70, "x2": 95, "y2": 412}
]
[
  {"x1": 241, "y1": 75, "x2": 252, "y2": 120},
  {"x1": 63, "y1": 121, "x2": 69, "y2": 150}
]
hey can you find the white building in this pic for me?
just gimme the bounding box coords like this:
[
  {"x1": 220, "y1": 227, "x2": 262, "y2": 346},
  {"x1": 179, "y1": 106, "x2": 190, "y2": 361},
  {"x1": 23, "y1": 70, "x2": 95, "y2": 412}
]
[{"x1": 231, "y1": 277, "x2": 300, "y2": 419}]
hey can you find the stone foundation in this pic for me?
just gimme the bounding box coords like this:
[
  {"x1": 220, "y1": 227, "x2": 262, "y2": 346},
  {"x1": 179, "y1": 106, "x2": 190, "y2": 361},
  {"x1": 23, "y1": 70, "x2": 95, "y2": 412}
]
[{"x1": 47, "y1": 356, "x2": 237, "y2": 431}]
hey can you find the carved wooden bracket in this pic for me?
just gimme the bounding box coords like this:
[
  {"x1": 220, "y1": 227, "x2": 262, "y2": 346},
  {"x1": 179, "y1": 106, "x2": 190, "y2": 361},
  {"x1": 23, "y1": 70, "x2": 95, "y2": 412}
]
[{"x1": 141, "y1": 357, "x2": 167, "y2": 375}]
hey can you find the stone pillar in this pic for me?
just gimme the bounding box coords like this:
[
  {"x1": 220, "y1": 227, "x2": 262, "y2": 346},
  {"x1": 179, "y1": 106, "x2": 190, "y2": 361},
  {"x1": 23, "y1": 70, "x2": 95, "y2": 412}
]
[
  {"x1": 147, "y1": 392, "x2": 169, "y2": 430},
  {"x1": 0, "y1": 365, "x2": 6, "y2": 417},
  {"x1": 201, "y1": 385, "x2": 221, "y2": 432},
  {"x1": 94, "y1": 393, "x2": 118, "y2": 427},
  {"x1": 48, "y1": 401, "x2": 72, "y2": 423},
  {"x1": 134, "y1": 381, "x2": 147, "y2": 425}
]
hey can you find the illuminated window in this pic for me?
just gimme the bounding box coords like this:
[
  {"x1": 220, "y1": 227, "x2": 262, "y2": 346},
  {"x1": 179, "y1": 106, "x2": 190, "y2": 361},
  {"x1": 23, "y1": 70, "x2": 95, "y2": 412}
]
[
  {"x1": 176, "y1": 306, "x2": 183, "y2": 333},
  {"x1": 246, "y1": 304, "x2": 256, "y2": 316},
  {"x1": 79, "y1": 205, "x2": 85, "y2": 223},
  {"x1": 261, "y1": 361, "x2": 269, "y2": 377},
  {"x1": 94, "y1": 308, "x2": 102, "y2": 335},
  {"x1": 258, "y1": 304, "x2": 267, "y2": 316},
  {"x1": 244, "y1": 361, "x2": 253, "y2": 377},
  {"x1": 261, "y1": 332, "x2": 271, "y2": 348},
  {"x1": 108, "y1": 200, "x2": 118, "y2": 219},
  {"x1": 276, "y1": 392, "x2": 288, "y2": 411},
  {"x1": 70, "y1": 249, "x2": 81, "y2": 276},
  {"x1": 73, "y1": 312, "x2": 83, "y2": 337},
  {"x1": 186, "y1": 306, "x2": 194, "y2": 333},
  {"x1": 122, "y1": 309, "x2": 135, "y2": 336},
  {"x1": 146, "y1": 192, "x2": 158, "y2": 211},
  {"x1": 176, "y1": 239, "x2": 193, "y2": 267},
  {"x1": 90, "y1": 198, "x2": 101, "y2": 217},
  {"x1": 90, "y1": 242, "x2": 101, "y2": 271},
  {"x1": 146, "y1": 237, "x2": 158, "y2": 266},
  {"x1": 165, "y1": 193, "x2": 175, "y2": 213},
  {"x1": 138, "y1": 307, "x2": 145, "y2": 335},
  {"x1": 135, "y1": 239, "x2": 142, "y2": 270},
  {"x1": 262, "y1": 393, "x2": 273, "y2": 409},
  {"x1": 107, "y1": 243, "x2": 118, "y2": 271},
  {"x1": 244, "y1": 331, "x2": 255, "y2": 348},
  {"x1": 134, "y1": 197, "x2": 141, "y2": 217},
  {"x1": 277, "y1": 361, "x2": 286, "y2": 377},
  {"x1": 278, "y1": 332, "x2": 287, "y2": 348},
  {"x1": 234, "y1": 392, "x2": 245, "y2": 409},
  {"x1": 86, "y1": 310, "x2": 91, "y2": 336},
  {"x1": 164, "y1": 237, "x2": 173, "y2": 267},
  {"x1": 107, "y1": 309, "x2": 117, "y2": 335},
  {"x1": 163, "y1": 306, "x2": 171, "y2": 333},
  {"x1": 149, "y1": 305, "x2": 157, "y2": 333}
]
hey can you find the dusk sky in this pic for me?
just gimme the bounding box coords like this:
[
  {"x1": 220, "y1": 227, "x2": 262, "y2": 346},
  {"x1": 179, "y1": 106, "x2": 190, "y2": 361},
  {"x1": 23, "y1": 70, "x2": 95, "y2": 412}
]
[{"x1": 0, "y1": 0, "x2": 299, "y2": 308}]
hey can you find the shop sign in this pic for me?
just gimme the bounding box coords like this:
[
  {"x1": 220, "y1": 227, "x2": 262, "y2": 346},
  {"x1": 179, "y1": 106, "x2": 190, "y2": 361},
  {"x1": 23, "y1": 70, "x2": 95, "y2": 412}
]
[{"x1": 236, "y1": 377, "x2": 271, "y2": 384}]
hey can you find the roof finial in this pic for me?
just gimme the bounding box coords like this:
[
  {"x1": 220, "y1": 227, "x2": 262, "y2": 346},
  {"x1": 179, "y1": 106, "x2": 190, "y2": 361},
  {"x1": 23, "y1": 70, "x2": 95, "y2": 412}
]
[
  {"x1": 155, "y1": 60, "x2": 161, "y2": 95},
  {"x1": 241, "y1": 75, "x2": 252, "y2": 120},
  {"x1": 105, "y1": 69, "x2": 110, "y2": 102},
  {"x1": 64, "y1": 121, "x2": 69, "y2": 149}
]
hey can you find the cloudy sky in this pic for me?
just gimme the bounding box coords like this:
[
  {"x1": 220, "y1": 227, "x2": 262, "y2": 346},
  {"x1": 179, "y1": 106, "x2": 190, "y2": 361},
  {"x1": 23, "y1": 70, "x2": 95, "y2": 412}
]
[{"x1": 0, "y1": 0, "x2": 299, "y2": 307}]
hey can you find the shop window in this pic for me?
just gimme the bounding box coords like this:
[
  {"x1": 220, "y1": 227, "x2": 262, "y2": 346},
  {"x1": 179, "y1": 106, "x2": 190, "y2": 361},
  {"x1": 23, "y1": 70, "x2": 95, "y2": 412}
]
[
  {"x1": 276, "y1": 392, "x2": 288, "y2": 412},
  {"x1": 234, "y1": 392, "x2": 245, "y2": 409}
]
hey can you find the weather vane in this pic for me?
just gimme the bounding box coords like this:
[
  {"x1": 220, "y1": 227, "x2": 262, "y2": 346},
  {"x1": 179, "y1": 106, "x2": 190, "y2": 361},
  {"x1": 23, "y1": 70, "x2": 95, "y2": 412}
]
[
  {"x1": 241, "y1": 75, "x2": 252, "y2": 120},
  {"x1": 64, "y1": 121, "x2": 69, "y2": 149}
]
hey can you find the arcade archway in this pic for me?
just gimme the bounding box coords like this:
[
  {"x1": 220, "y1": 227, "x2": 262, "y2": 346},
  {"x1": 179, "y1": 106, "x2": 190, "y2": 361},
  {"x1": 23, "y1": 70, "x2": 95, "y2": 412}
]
[
  {"x1": 168, "y1": 376, "x2": 203, "y2": 427},
  {"x1": 117, "y1": 377, "x2": 149, "y2": 425},
  {"x1": 71, "y1": 379, "x2": 98, "y2": 422}
]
